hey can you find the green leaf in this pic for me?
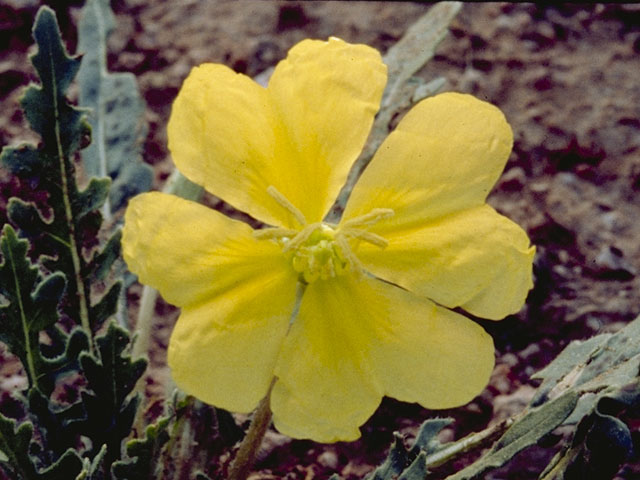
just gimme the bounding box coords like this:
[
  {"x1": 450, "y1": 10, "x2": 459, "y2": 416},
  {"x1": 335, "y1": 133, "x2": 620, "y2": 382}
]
[
  {"x1": 0, "y1": 413, "x2": 35, "y2": 479},
  {"x1": 74, "y1": 322, "x2": 147, "y2": 469},
  {"x1": 410, "y1": 417, "x2": 454, "y2": 457},
  {"x1": 75, "y1": 444, "x2": 108, "y2": 480},
  {"x1": 540, "y1": 380, "x2": 639, "y2": 480},
  {"x1": 445, "y1": 391, "x2": 579, "y2": 480},
  {"x1": 0, "y1": 413, "x2": 83, "y2": 480},
  {"x1": 0, "y1": 6, "x2": 122, "y2": 349},
  {"x1": 0, "y1": 224, "x2": 65, "y2": 393},
  {"x1": 366, "y1": 418, "x2": 453, "y2": 480},
  {"x1": 531, "y1": 316, "x2": 640, "y2": 426},
  {"x1": 77, "y1": 0, "x2": 152, "y2": 217},
  {"x1": 111, "y1": 417, "x2": 170, "y2": 479}
]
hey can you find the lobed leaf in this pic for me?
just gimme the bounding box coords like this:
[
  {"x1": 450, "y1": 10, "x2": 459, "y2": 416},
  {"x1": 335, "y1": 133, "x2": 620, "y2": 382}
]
[
  {"x1": 0, "y1": 224, "x2": 65, "y2": 393},
  {"x1": 73, "y1": 322, "x2": 147, "y2": 470},
  {"x1": 0, "y1": 413, "x2": 83, "y2": 480},
  {"x1": 77, "y1": 0, "x2": 152, "y2": 217},
  {"x1": 111, "y1": 416, "x2": 170, "y2": 479},
  {"x1": 0, "y1": 6, "x2": 123, "y2": 351}
]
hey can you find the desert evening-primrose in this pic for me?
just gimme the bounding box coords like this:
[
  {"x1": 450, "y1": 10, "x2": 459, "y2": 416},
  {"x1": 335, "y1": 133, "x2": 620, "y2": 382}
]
[{"x1": 122, "y1": 37, "x2": 535, "y2": 442}]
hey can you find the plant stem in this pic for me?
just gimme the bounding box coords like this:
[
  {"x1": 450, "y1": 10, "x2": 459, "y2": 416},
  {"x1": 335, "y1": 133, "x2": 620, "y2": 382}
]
[
  {"x1": 132, "y1": 284, "x2": 158, "y2": 360},
  {"x1": 227, "y1": 382, "x2": 275, "y2": 480},
  {"x1": 426, "y1": 416, "x2": 515, "y2": 470}
]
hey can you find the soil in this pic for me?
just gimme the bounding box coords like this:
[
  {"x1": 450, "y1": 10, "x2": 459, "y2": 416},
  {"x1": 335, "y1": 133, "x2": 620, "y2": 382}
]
[{"x1": 1, "y1": 2, "x2": 639, "y2": 479}]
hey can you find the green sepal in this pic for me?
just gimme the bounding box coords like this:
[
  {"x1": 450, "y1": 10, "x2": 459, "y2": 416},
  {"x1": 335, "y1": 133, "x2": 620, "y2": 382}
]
[
  {"x1": 0, "y1": 224, "x2": 65, "y2": 393},
  {"x1": 77, "y1": 0, "x2": 152, "y2": 215},
  {"x1": 111, "y1": 417, "x2": 170, "y2": 479}
]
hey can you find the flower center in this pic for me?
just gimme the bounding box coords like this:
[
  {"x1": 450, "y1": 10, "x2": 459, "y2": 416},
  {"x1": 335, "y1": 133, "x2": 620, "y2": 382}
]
[
  {"x1": 254, "y1": 186, "x2": 393, "y2": 284},
  {"x1": 287, "y1": 223, "x2": 349, "y2": 283}
]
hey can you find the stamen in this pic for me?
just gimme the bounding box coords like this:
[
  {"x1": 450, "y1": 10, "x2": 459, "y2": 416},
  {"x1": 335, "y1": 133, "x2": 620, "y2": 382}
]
[
  {"x1": 341, "y1": 208, "x2": 394, "y2": 229},
  {"x1": 342, "y1": 228, "x2": 389, "y2": 248},
  {"x1": 335, "y1": 235, "x2": 364, "y2": 275},
  {"x1": 267, "y1": 185, "x2": 307, "y2": 226},
  {"x1": 253, "y1": 227, "x2": 298, "y2": 240},
  {"x1": 282, "y1": 223, "x2": 322, "y2": 253}
]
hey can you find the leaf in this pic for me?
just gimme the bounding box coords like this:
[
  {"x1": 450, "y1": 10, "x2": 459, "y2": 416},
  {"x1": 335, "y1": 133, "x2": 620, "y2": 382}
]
[
  {"x1": 77, "y1": 0, "x2": 152, "y2": 217},
  {"x1": 75, "y1": 444, "x2": 108, "y2": 480},
  {"x1": 540, "y1": 380, "x2": 639, "y2": 480},
  {"x1": 366, "y1": 418, "x2": 453, "y2": 480},
  {"x1": 381, "y1": 1, "x2": 461, "y2": 109},
  {"x1": 531, "y1": 316, "x2": 640, "y2": 425},
  {"x1": 0, "y1": 413, "x2": 83, "y2": 480},
  {"x1": 0, "y1": 6, "x2": 122, "y2": 349},
  {"x1": 111, "y1": 417, "x2": 170, "y2": 479},
  {"x1": 444, "y1": 391, "x2": 579, "y2": 480},
  {"x1": 0, "y1": 224, "x2": 65, "y2": 393},
  {"x1": 329, "y1": 2, "x2": 459, "y2": 218},
  {"x1": 73, "y1": 321, "x2": 147, "y2": 470}
]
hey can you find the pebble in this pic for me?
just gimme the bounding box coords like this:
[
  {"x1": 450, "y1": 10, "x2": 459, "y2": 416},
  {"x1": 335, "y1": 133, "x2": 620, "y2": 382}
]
[{"x1": 317, "y1": 450, "x2": 339, "y2": 470}]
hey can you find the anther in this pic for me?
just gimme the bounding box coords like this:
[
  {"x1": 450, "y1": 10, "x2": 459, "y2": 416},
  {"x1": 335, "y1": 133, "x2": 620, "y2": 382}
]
[
  {"x1": 341, "y1": 208, "x2": 394, "y2": 229},
  {"x1": 341, "y1": 228, "x2": 389, "y2": 248},
  {"x1": 282, "y1": 223, "x2": 322, "y2": 253},
  {"x1": 267, "y1": 185, "x2": 307, "y2": 226}
]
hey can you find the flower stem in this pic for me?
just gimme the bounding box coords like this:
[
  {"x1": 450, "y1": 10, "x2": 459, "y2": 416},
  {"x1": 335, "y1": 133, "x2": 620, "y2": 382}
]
[{"x1": 227, "y1": 382, "x2": 275, "y2": 480}]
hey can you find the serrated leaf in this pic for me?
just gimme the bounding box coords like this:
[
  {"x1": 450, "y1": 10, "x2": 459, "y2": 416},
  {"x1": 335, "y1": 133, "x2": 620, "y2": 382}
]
[
  {"x1": 75, "y1": 444, "x2": 107, "y2": 480},
  {"x1": 75, "y1": 322, "x2": 147, "y2": 469},
  {"x1": 87, "y1": 230, "x2": 121, "y2": 281},
  {"x1": 0, "y1": 413, "x2": 35, "y2": 479},
  {"x1": 111, "y1": 417, "x2": 170, "y2": 479},
  {"x1": 28, "y1": 388, "x2": 85, "y2": 458},
  {"x1": 0, "y1": 6, "x2": 123, "y2": 350},
  {"x1": 77, "y1": 0, "x2": 152, "y2": 217},
  {"x1": 367, "y1": 418, "x2": 452, "y2": 480},
  {"x1": 0, "y1": 224, "x2": 65, "y2": 393},
  {"x1": 0, "y1": 413, "x2": 83, "y2": 480}
]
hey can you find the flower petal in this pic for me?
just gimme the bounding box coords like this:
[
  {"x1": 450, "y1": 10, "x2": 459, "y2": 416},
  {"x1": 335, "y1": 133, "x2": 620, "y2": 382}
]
[
  {"x1": 271, "y1": 274, "x2": 494, "y2": 442},
  {"x1": 366, "y1": 278, "x2": 495, "y2": 409},
  {"x1": 342, "y1": 92, "x2": 513, "y2": 226},
  {"x1": 168, "y1": 38, "x2": 386, "y2": 227},
  {"x1": 122, "y1": 191, "x2": 293, "y2": 307},
  {"x1": 167, "y1": 64, "x2": 288, "y2": 227},
  {"x1": 168, "y1": 270, "x2": 297, "y2": 413},
  {"x1": 353, "y1": 205, "x2": 535, "y2": 320},
  {"x1": 266, "y1": 37, "x2": 386, "y2": 223}
]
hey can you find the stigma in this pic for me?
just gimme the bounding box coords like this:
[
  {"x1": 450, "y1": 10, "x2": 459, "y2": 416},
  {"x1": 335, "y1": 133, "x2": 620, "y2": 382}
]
[{"x1": 254, "y1": 186, "x2": 393, "y2": 284}]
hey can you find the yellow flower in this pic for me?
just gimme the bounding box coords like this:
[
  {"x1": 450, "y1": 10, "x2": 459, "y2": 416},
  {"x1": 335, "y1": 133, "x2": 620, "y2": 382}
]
[{"x1": 122, "y1": 37, "x2": 535, "y2": 442}]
